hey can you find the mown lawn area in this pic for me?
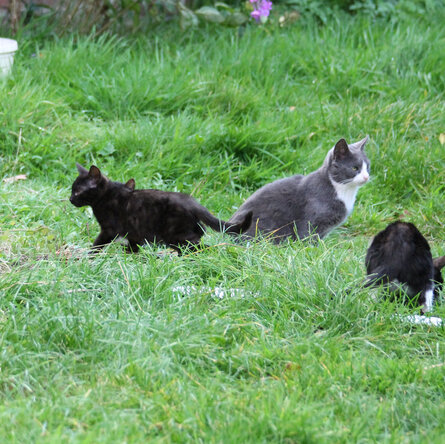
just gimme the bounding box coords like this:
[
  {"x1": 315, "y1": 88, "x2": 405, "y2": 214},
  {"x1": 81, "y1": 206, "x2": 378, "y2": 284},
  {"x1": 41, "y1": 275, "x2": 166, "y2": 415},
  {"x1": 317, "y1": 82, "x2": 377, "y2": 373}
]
[{"x1": 1, "y1": 11, "x2": 444, "y2": 443}]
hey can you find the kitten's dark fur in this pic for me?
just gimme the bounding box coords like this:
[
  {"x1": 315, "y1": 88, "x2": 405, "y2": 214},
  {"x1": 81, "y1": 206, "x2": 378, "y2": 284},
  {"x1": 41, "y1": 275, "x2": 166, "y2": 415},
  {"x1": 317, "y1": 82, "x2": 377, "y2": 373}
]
[
  {"x1": 229, "y1": 137, "x2": 370, "y2": 243},
  {"x1": 70, "y1": 164, "x2": 252, "y2": 253},
  {"x1": 365, "y1": 221, "x2": 445, "y2": 313}
]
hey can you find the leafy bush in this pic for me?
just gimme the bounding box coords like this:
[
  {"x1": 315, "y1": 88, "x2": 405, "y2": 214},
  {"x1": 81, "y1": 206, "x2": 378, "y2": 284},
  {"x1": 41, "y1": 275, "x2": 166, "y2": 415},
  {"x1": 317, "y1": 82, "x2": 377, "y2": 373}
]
[
  {"x1": 2, "y1": 0, "x2": 255, "y2": 36},
  {"x1": 2, "y1": 0, "x2": 444, "y2": 38},
  {"x1": 278, "y1": 0, "x2": 445, "y2": 23}
]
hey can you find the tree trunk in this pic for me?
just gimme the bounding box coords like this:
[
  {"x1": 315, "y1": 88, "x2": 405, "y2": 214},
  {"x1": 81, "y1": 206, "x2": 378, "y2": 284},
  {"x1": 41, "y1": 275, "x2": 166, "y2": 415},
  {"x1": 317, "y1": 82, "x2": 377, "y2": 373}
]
[{"x1": 9, "y1": 0, "x2": 21, "y2": 34}]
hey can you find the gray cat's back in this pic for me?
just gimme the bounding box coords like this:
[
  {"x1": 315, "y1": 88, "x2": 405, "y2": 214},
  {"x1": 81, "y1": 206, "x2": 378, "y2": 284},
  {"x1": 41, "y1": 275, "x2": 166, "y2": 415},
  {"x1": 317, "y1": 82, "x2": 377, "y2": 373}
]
[
  {"x1": 237, "y1": 174, "x2": 304, "y2": 212},
  {"x1": 231, "y1": 174, "x2": 304, "y2": 240}
]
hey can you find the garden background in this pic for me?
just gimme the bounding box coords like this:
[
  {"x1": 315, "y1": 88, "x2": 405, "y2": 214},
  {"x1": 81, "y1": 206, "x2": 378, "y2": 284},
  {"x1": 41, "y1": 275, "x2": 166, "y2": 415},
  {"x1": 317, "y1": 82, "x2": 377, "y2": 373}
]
[{"x1": 1, "y1": 1, "x2": 445, "y2": 442}]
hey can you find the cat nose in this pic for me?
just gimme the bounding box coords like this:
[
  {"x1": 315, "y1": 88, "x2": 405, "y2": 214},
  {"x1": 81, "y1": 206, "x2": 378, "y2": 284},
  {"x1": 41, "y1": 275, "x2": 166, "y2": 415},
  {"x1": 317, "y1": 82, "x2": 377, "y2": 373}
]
[{"x1": 362, "y1": 172, "x2": 369, "y2": 182}]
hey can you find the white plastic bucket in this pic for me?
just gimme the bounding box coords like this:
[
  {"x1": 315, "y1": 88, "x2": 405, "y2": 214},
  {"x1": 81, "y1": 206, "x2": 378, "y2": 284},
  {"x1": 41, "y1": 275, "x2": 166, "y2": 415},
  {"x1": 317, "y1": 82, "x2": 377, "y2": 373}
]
[{"x1": 0, "y1": 38, "x2": 18, "y2": 78}]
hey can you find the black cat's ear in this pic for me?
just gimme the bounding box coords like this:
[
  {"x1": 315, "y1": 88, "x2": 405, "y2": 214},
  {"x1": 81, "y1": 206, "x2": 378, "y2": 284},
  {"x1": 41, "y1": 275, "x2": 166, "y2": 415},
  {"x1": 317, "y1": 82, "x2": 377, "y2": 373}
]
[
  {"x1": 333, "y1": 139, "x2": 351, "y2": 160},
  {"x1": 125, "y1": 178, "x2": 135, "y2": 191},
  {"x1": 433, "y1": 256, "x2": 445, "y2": 271},
  {"x1": 76, "y1": 163, "x2": 89, "y2": 176},
  {"x1": 88, "y1": 165, "x2": 102, "y2": 181}
]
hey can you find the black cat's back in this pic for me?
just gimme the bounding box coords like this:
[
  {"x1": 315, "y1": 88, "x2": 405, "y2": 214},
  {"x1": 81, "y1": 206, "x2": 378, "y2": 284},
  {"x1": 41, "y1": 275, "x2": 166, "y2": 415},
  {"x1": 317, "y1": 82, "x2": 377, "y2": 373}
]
[
  {"x1": 365, "y1": 222, "x2": 433, "y2": 290},
  {"x1": 125, "y1": 189, "x2": 209, "y2": 247},
  {"x1": 127, "y1": 188, "x2": 250, "y2": 236},
  {"x1": 365, "y1": 221, "x2": 444, "y2": 312}
]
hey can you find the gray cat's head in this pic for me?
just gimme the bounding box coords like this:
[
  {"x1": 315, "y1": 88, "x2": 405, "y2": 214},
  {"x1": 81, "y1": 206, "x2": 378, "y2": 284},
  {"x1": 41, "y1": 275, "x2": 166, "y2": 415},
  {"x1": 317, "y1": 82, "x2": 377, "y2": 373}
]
[{"x1": 324, "y1": 136, "x2": 370, "y2": 186}]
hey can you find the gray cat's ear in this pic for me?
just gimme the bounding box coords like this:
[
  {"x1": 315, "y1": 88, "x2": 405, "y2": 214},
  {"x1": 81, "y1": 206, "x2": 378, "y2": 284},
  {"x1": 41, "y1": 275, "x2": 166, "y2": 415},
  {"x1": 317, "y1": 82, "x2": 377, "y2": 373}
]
[
  {"x1": 353, "y1": 135, "x2": 369, "y2": 151},
  {"x1": 76, "y1": 163, "x2": 89, "y2": 176},
  {"x1": 433, "y1": 256, "x2": 445, "y2": 270},
  {"x1": 125, "y1": 178, "x2": 135, "y2": 191},
  {"x1": 333, "y1": 139, "x2": 351, "y2": 160},
  {"x1": 88, "y1": 165, "x2": 102, "y2": 181}
]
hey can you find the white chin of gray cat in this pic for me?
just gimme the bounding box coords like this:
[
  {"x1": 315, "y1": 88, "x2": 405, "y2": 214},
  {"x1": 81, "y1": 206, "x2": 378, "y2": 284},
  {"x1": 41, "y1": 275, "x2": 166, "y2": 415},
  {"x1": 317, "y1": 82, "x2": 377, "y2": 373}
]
[{"x1": 331, "y1": 162, "x2": 370, "y2": 215}]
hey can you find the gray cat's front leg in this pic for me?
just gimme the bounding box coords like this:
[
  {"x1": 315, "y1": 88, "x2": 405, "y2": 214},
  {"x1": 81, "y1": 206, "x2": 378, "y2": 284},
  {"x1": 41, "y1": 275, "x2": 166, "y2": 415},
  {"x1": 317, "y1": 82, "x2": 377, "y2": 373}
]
[{"x1": 296, "y1": 221, "x2": 319, "y2": 242}]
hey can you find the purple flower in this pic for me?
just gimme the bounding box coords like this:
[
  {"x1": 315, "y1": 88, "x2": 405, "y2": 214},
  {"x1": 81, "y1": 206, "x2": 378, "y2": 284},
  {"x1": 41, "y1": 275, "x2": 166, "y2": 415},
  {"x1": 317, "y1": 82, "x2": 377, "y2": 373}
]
[
  {"x1": 251, "y1": 0, "x2": 272, "y2": 23},
  {"x1": 259, "y1": 0, "x2": 272, "y2": 16},
  {"x1": 251, "y1": 9, "x2": 261, "y2": 22}
]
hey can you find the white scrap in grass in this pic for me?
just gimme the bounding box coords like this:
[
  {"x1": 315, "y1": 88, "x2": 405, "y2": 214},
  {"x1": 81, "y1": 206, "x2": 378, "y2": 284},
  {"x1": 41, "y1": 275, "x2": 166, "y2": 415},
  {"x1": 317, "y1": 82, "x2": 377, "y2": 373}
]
[
  {"x1": 172, "y1": 285, "x2": 252, "y2": 300},
  {"x1": 3, "y1": 174, "x2": 27, "y2": 183},
  {"x1": 395, "y1": 314, "x2": 443, "y2": 327}
]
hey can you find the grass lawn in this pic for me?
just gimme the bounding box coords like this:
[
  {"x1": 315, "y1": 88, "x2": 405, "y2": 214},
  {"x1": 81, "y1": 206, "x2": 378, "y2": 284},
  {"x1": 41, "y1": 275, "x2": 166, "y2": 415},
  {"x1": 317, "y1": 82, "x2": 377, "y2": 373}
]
[{"x1": 1, "y1": 11, "x2": 445, "y2": 443}]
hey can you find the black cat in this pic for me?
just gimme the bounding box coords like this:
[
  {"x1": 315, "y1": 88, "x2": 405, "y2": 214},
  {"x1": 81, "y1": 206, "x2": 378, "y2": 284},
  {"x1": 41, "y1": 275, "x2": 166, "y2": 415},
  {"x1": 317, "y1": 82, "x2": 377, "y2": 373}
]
[
  {"x1": 365, "y1": 221, "x2": 445, "y2": 313},
  {"x1": 70, "y1": 164, "x2": 252, "y2": 253}
]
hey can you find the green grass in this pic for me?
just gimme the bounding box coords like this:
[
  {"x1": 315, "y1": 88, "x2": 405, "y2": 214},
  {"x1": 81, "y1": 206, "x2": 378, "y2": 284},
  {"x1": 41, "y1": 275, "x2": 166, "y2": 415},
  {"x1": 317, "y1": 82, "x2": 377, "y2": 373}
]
[{"x1": 1, "y1": 13, "x2": 445, "y2": 443}]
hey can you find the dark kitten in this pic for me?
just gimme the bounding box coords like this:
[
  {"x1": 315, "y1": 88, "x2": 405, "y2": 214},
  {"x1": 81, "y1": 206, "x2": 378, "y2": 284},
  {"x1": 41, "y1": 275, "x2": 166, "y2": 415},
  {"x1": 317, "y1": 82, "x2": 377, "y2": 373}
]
[
  {"x1": 70, "y1": 164, "x2": 252, "y2": 253},
  {"x1": 229, "y1": 137, "x2": 370, "y2": 243},
  {"x1": 365, "y1": 221, "x2": 445, "y2": 313}
]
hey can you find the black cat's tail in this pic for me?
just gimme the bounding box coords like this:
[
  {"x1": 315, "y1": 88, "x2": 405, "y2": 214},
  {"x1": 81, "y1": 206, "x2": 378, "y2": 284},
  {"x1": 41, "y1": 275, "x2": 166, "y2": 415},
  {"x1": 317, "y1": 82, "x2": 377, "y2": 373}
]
[
  {"x1": 433, "y1": 256, "x2": 445, "y2": 272},
  {"x1": 195, "y1": 206, "x2": 252, "y2": 235},
  {"x1": 433, "y1": 255, "x2": 445, "y2": 294}
]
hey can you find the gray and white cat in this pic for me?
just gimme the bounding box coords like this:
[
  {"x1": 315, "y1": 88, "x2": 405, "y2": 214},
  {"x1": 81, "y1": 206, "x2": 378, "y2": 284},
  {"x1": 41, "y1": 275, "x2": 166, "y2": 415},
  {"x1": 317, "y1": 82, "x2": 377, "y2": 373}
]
[{"x1": 229, "y1": 137, "x2": 370, "y2": 243}]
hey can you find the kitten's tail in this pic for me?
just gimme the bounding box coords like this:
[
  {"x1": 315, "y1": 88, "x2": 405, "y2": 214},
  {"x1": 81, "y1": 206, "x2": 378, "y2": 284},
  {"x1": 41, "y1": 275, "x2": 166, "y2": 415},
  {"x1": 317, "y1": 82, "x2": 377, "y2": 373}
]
[
  {"x1": 433, "y1": 256, "x2": 445, "y2": 271},
  {"x1": 195, "y1": 207, "x2": 252, "y2": 235}
]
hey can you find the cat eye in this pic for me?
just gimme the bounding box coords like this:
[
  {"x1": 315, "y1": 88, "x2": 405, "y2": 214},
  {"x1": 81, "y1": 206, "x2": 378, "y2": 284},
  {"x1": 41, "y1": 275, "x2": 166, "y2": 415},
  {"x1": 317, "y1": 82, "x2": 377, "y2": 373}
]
[{"x1": 352, "y1": 167, "x2": 358, "y2": 171}]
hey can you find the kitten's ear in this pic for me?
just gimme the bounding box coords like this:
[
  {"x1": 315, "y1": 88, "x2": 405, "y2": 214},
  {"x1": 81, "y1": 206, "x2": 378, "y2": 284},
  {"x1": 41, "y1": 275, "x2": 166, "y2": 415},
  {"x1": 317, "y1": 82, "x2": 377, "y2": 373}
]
[
  {"x1": 333, "y1": 139, "x2": 351, "y2": 160},
  {"x1": 76, "y1": 163, "x2": 89, "y2": 176},
  {"x1": 353, "y1": 135, "x2": 369, "y2": 151},
  {"x1": 125, "y1": 178, "x2": 135, "y2": 191},
  {"x1": 88, "y1": 165, "x2": 102, "y2": 181},
  {"x1": 433, "y1": 256, "x2": 445, "y2": 271}
]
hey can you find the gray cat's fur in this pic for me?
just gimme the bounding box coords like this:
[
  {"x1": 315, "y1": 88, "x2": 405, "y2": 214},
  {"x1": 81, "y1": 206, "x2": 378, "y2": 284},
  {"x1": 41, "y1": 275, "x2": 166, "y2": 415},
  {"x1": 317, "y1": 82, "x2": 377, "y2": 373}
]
[{"x1": 229, "y1": 137, "x2": 370, "y2": 243}]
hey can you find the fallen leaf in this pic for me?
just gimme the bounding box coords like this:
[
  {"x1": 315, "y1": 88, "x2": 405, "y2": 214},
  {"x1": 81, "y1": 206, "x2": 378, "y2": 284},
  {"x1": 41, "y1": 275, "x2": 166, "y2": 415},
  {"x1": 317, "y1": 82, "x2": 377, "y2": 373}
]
[
  {"x1": 3, "y1": 174, "x2": 27, "y2": 183},
  {"x1": 423, "y1": 362, "x2": 445, "y2": 371},
  {"x1": 439, "y1": 133, "x2": 445, "y2": 145},
  {"x1": 284, "y1": 362, "x2": 301, "y2": 372}
]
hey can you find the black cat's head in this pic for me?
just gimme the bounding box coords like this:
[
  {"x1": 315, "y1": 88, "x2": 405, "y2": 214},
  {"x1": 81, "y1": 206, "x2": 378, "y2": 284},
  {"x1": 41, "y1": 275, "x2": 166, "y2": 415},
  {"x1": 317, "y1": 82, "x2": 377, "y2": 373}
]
[
  {"x1": 327, "y1": 137, "x2": 370, "y2": 186},
  {"x1": 70, "y1": 163, "x2": 108, "y2": 207}
]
